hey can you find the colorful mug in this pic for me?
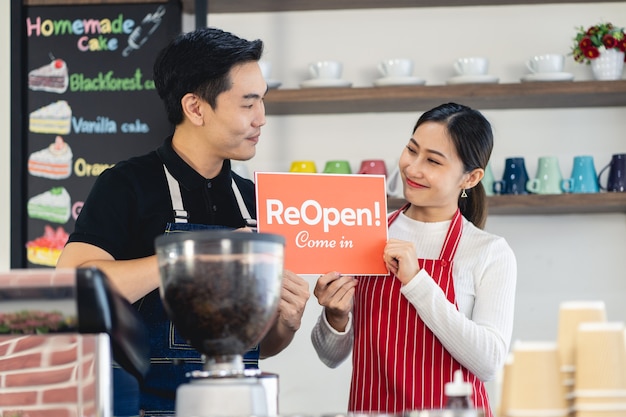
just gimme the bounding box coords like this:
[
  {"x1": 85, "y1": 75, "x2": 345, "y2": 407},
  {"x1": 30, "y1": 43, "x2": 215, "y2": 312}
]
[
  {"x1": 481, "y1": 162, "x2": 495, "y2": 196},
  {"x1": 289, "y1": 160, "x2": 317, "y2": 173},
  {"x1": 323, "y1": 160, "x2": 352, "y2": 174},
  {"x1": 526, "y1": 156, "x2": 563, "y2": 195},
  {"x1": 598, "y1": 153, "x2": 626, "y2": 192},
  {"x1": 493, "y1": 157, "x2": 529, "y2": 195},
  {"x1": 358, "y1": 159, "x2": 387, "y2": 176},
  {"x1": 561, "y1": 155, "x2": 599, "y2": 194}
]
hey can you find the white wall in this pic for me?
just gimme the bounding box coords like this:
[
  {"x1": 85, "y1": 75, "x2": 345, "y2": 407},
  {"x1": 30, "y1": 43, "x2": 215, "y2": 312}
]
[
  {"x1": 192, "y1": 4, "x2": 626, "y2": 414},
  {"x1": 3, "y1": 3, "x2": 626, "y2": 415}
]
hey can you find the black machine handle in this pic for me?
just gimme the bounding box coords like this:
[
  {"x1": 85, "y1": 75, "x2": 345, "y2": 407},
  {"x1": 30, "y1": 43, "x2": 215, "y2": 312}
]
[{"x1": 76, "y1": 267, "x2": 150, "y2": 381}]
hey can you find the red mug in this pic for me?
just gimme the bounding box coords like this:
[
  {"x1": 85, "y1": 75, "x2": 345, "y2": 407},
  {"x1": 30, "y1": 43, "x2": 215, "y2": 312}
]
[{"x1": 358, "y1": 159, "x2": 387, "y2": 176}]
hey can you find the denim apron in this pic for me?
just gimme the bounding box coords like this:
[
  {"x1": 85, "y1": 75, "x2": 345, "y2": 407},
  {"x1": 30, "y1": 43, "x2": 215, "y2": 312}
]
[{"x1": 113, "y1": 164, "x2": 259, "y2": 417}]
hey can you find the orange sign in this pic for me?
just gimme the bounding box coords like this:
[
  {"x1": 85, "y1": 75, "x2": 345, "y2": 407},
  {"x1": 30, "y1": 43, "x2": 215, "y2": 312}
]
[{"x1": 255, "y1": 172, "x2": 389, "y2": 275}]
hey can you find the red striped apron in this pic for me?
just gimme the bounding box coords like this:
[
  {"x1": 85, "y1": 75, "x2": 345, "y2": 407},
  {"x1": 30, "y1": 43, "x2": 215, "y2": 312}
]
[{"x1": 349, "y1": 206, "x2": 492, "y2": 416}]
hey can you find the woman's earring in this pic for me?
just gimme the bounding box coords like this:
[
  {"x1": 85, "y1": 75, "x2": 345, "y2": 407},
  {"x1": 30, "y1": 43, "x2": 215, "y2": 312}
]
[{"x1": 461, "y1": 189, "x2": 468, "y2": 198}]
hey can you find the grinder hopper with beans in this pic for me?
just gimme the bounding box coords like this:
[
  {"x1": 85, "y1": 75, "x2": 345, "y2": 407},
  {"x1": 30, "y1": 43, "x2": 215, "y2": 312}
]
[{"x1": 154, "y1": 230, "x2": 285, "y2": 417}]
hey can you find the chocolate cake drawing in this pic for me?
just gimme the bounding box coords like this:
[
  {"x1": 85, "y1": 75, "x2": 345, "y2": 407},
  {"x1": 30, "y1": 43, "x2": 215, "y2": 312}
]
[{"x1": 28, "y1": 58, "x2": 69, "y2": 94}]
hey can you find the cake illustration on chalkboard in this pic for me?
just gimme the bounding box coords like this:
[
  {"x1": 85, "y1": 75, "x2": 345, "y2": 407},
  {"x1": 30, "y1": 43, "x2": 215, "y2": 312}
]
[
  {"x1": 27, "y1": 187, "x2": 71, "y2": 224},
  {"x1": 29, "y1": 100, "x2": 72, "y2": 135},
  {"x1": 28, "y1": 136, "x2": 73, "y2": 179},
  {"x1": 26, "y1": 225, "x2": 69, "y2": 267},
  {"x1": 28, "y1": 58, "x2": 69, "y2": 94}
]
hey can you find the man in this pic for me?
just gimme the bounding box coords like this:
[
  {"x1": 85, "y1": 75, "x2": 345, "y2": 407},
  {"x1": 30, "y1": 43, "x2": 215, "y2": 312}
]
[{"x1": 56, "y1": 27, "x2": 310, "y2": 416}]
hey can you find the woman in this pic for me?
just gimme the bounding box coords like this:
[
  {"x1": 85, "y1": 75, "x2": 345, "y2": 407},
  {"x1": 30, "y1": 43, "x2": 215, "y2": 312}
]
[{"x1": 311, "y1": 103, "x2": 517, "y2": 416}]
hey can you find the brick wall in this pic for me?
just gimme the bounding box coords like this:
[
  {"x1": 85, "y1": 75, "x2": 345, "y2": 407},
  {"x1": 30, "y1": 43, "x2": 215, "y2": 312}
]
[{"x1": 0, "y1": 334, "x2": 109, "y2": 417}]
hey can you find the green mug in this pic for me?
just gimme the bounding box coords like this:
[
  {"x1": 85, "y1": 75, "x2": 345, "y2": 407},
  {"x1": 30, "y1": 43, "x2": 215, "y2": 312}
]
[{"x1": 323, "y1": 160, "x2": 352, "y2": 174}]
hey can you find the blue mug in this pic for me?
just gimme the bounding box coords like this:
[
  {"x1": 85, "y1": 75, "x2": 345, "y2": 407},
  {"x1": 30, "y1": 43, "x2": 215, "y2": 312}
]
[
  {"x1": 493, "y1": 157, "x2": 529, "y2": 195},
  {"x1": 561, "y1": 155, "x2": 599, "y2": 194},
  {"x1": 598, "y1": 153, "x2": 626, "y2": 192}
]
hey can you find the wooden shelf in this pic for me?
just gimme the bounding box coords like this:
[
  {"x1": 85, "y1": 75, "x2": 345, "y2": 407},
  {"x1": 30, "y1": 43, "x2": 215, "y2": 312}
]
[
  {"x1": 264, "y1": 80, "x2": 626, "y2": 115},
  {"x1": 182, "y1": 0, "x2": 623, "y2": 14},
  {"x1": 388, "y1": 193, "x2": 626, "y2": 215}
]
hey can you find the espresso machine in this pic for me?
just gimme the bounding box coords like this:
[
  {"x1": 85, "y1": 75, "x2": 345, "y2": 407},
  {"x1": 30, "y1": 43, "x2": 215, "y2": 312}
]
[
  {"x1": 0, "y1": 268, "x2": 150, "y2": 417},
  {"x1": 155, "y1": 230, "x2": 285, "y2": 417}
]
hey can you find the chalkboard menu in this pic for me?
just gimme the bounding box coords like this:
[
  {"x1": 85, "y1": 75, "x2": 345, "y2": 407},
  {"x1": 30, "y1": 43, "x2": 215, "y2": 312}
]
[{"x1": 18, "y1": 0, "x2": 181, "y2": 267}]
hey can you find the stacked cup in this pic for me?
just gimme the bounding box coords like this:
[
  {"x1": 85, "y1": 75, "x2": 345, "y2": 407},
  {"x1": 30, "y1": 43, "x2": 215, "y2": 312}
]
[
  {"x1": 505, "y1": 341, "x2": 569, "y2": 417},
  {"x1": 572, "y1": 322, "x2": 626, "y2": 417},
  {"x1": 498, "y1": 353, "x2": 515, "y2": 417},
  {"x1": 556, "y1": 301, "x2": 607, "y2": 413}
]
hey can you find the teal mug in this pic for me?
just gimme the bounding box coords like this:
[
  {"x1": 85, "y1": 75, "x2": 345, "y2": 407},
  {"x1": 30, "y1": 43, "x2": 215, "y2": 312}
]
[
  {"x1": 481, "y1": 162, "x2": 495, "y2": 196},
  {"x1": 561, "y1": 155, "x2": 599, "y2": 193},
  {"x1": 526, "y1": 156, "x2": 563, "y2": 194}
]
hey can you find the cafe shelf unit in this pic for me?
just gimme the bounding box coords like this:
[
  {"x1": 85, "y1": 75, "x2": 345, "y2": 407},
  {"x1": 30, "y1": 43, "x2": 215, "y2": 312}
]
[
  {"x1": 181, "y1": 0, "x2": 624, "y2": 14},
  {"x1": 263, "y1": 80, "x2": 626, "y2": 115},
  {"x1": 387, "y1": 193, "x2": 626, "y2": 215}
]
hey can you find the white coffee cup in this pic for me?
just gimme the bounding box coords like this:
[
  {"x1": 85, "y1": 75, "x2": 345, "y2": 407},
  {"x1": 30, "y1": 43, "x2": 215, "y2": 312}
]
[
  {"x1": 527, "y1": 53, "x2": 564, "y2": 74},
  {"x1": 309, "y1": 60, "x2": 342, "y2": 80},
  {"x1": 378, "y1": 58, "x2": 414, "y2": 78},
  {"x1": 258, "y1": 61, "x2": 272, "y2": 80},
  {"x1": 454, "y1": 57, "x2": 489, "y2": 76}
]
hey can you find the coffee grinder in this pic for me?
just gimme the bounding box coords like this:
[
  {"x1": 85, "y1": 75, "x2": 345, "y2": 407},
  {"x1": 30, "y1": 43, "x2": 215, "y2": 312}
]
[{"x1": 155, "y1": 230, "x2": 285, "y2": 417}]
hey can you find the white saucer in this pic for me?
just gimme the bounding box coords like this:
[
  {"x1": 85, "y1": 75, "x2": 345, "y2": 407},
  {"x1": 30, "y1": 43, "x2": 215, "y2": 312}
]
[
  {"x1": 373, "y1": 76, "x2": 426, "y2": 87},
  {"x1": 266, "y1": 79, "x2": 282, "y2": 89},
  {"x1": 447, "y1": 74, "x2": 500, "y2": 85},
  {"x1": 521, "y1": 72, "x2": 575, "y2": 82},
  {"x1": 300, "y1": 78, "x2": 352, "y2": 88}
]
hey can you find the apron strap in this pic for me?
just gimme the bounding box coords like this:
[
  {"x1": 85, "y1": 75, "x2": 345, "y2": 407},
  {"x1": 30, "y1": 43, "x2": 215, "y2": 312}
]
[
  {"x1": 231, "y1": 178, "x2": 257, "y2": 229},
  {"x1": 439, "y1": 208, "x2": 463, "y2": 262},
  {"x1": 163, "y1": 164, "x2": 256, "y2": 228},
  {"x1": 163, "y1": 165, "x2": 188, "y2": 223}
]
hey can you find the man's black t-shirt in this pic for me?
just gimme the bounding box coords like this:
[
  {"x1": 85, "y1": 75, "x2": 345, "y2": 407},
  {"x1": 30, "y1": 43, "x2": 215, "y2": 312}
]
[{"x1": 67, "y1": 136, "x2": 256, "y2": 261}]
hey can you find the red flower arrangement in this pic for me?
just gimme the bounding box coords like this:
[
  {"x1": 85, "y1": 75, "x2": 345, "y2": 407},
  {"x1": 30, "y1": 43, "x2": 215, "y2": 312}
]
[
  {"x1": 0, "y1": 310, "x2": 76, "y2": 334},
  {"x1": 571, "y1": 22, "x2": 626, "y2": 64}
]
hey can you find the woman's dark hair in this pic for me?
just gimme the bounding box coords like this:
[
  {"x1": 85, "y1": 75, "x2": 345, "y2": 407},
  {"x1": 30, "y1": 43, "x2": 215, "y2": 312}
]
[
  {"x1": 412, "y1": 102, "x2": 493, "y2": 229},
  {"x1": 153, "y1": 27, "x2": 264, "y2": 125}
]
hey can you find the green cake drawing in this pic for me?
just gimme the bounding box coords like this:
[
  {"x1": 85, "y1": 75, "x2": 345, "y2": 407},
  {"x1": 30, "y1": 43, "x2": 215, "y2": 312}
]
[{"x1": 27, "y1": 187, "x2": 71, "y2": 224}]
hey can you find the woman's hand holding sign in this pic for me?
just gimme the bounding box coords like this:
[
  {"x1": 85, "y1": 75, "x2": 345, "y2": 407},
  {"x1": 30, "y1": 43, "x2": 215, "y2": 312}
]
[
  {"x1": 314, "y1": 272, "x2": 357, "y2": 332},
  {"x1": 383, "y1": 238, "x2": 420, "y2": 285}
]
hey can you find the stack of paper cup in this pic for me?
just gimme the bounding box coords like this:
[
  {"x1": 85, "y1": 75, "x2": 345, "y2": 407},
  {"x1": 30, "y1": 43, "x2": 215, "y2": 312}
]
[
  {"x1": 572, "y1": 321, "x2": 626, "y2": 417},
  {"x1": 497, "y1": 353, "x2": 514, "y2": 417},
  {"x1": 506, "y1": 341, "x2": 569, "y2": 417},
  {"x1": 557, "y1": 301, "x2": 607, "y2": 413}
]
